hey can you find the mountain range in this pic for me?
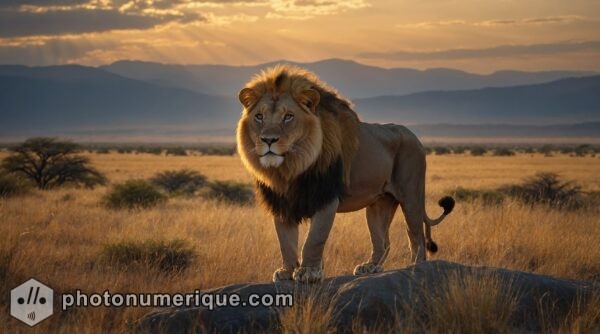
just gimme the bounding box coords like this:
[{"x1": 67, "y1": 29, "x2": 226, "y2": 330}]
[
  {"x1": 1, "y1": 59, "x2": 599, "y2": 140},
  {"x1": 100, "y1": 58, "x2": 595, "y2": 99}
]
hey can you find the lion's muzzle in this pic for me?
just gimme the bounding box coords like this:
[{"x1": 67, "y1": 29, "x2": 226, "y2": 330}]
[{"x1": 259, "y1": 152, "x2": 285, "y2": 168}]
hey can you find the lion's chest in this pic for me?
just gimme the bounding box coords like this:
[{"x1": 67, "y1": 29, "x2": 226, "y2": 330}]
[{"x1": 256, "y1": 158, "x2": 344, "y2": 224}]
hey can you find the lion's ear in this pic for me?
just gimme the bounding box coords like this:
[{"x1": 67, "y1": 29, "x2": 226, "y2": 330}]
[
  {"x1": 239, "y1": 88, "x2": 258, "y2": 111},
  {"x1": 300, "y1": 89, "x2": 320, "y2": 113}
]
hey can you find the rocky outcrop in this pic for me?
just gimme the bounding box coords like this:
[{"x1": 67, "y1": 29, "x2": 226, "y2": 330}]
[{"x1": 137, "y1": 261, "x2": 598, "y2": 333}]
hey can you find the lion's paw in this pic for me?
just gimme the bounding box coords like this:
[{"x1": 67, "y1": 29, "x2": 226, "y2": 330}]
[
  {"x1": 293, "y1": 266, "x2": 324, "y2": 283},
  {"x1": 273, "y1": 268, "x2": 295, "y2": 282},
  {"x1": 353, "y1": 262, "x2": 383, "y2": 275}
]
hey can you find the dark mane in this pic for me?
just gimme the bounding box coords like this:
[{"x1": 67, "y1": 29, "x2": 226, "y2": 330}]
[{"x1": 256, "y1": 157, "x2": 344, "y2": 224}]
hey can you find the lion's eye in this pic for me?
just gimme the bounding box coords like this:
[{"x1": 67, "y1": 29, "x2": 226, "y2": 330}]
[
  {"x1": 283, "y1": 114, "x2": 294, "y2": 123},
  {"x1": 254, "y1": 114, "x2": 263, "y2": 123}
]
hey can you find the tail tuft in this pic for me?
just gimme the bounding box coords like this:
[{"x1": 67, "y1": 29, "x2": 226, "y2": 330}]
[
  {"x1": 438, "y1": 196, "x2": 455, "y2": 215},
  {"x1": 426, "y1": 240, "x2": 438, "y2": 253}
]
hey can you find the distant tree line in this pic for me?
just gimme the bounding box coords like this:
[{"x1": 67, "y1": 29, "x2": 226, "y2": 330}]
[{"x1": 422, "y1": 143, "x2": 599, "y2": 157}]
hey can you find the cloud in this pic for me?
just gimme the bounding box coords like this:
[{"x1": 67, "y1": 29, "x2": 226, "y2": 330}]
[
  {"x1": 267, "y1": 0, "x2": 369, "y2": 19},
  {"x1": 203, "y1": 12, "x2": 259, "y2": 26},
  {"x1": 396, "y1": 20, "x2": 467, "y2": 29},
  {"x1": 0, "y1": 8, "x2": 203, "y2": 38},
  {"x1": 357, "y1": 41, "x2": 600, "y2": 61},
  {"x1": 0, "y1": 0, "x2": 90, "y2": 9},
  {"x1": 478, "y1": 15, "x2": 586, "y2": 27},
  {"x1": 397, "y1": 16, "x2": 589, "y2": 29}
]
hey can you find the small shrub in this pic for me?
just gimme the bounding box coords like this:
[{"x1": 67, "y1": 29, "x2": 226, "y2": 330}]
[
  {"x1": 574, "y1": 144, "x2": 591, "y2": 157},
  {"x1": 522, "y1": 146, "x2": 535, "y2": 154},
  {"x1": 423, "y1": 146, "x2": 433, "y2": 155},
  {"x1": 451, "y1": 187, "x2": 505, "y2": 205},
  {"x1": 452, "y1": 146, "x2": 467, "y2": 154},
  {"x1": 193, "y1": 146, "x2": 237, "y2": 156},
  {"x1": 138, "y1": 147, "x2": 163, "y2": 155},
  {"x1": 101, "y1": 239, "x2": 194, "y2": 272},
  {"x1": 104, "y1": 180, "x2": 166, "y2": 209},
  {"x1": 150, "y1": 169, "x2": 207, "y2": 195},
  {"x1": 95, "y1": 148, "x2": 110, "y2": 154},
  {"x1": 560, "y1": 147, "x2": 574, "y2": 154},
  {"x1": 470, "y1": 146, "x2": 487, "y2": 156},
  {"x1": 493, "y1": 148, "x2": 515, "y2": 156},
  {"x1": 202, "y1": 181, "x2": 254, "y2": 205},
  {"x1": 500, "y1": 173, "x2": 582, "y2": 209},
  {"x1": 165, "y1": 147, "x2": 187, "y2": 156},
  {"x1": 434, "y1": 146, "x2": 451, "y2": 155},
  {"x1": 117, "y1": 148, "x2": 133, "y2": 154},
  {"x1": 537, "y1": 145, "x2": 555, "y2": 156},
  {"x1": 0, "y1": 173, "x2": 28, "y2": 198}
]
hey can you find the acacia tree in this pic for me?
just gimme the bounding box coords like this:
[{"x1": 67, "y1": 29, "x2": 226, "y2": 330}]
[{"x1": 1, "y1": 137, "x2": 106, "y2": 189}]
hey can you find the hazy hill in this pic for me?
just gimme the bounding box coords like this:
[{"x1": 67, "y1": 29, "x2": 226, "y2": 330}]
[
  {"x1": 354, "y1": 76, "x2": 600, "y2": 125},
  {"x1": 100, "y1": 59, "x2": 594, "y2": 99},
  {"x1": 1, "y1": 64, "x2": 599, "y2": 139},
  {"x1": 0, "y1": 65, "x2": 239, "y2": 135},
  {"x1": 410, "y1": 122, "x2": 600, "y2": 138}
]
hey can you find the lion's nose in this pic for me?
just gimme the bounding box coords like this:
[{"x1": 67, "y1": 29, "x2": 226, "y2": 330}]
[{"x1": 261, "y1": 136, "x2": 279, "y2": 145}]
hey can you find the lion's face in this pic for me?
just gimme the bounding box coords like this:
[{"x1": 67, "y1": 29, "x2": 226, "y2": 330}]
[{"x1": 237, "y1": 88, "x2": 323, "y2": 186}]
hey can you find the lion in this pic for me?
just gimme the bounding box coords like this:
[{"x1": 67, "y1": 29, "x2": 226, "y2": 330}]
[{"x1": 236, "y1": 64, "x2": 455, "y2": 283}]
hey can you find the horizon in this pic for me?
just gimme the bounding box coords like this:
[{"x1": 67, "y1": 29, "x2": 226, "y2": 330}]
[
  {"x1": 1, "y1": 1, "x2": 599, "y2": 73},
  {"x1": 2, "y1": 57, "x2": 599, "y2": 75}
]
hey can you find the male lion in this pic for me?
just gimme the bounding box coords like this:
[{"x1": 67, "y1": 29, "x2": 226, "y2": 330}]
[{"x1": 236, "y1": 65, "x2": 455, "y2": 283}]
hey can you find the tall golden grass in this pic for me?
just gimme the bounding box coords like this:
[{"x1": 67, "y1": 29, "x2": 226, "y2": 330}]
[{"x1": 1, "y1": 152, "x2": 599, "y2": 332}]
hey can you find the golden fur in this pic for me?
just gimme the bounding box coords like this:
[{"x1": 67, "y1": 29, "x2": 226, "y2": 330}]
[
  {"x1": 236, "y1": 65, "x2": 454, "y2": 282},
  {"x1": 236, "y1": 64, "x2": 359, "y2": 194}
]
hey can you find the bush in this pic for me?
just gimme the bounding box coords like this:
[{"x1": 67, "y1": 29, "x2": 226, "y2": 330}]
[
  {"x1": 150, "y1": 169, "x2": 207, "y2": 195},
  {"x1": 192, "y1": 145, "x2": 237, "y2": 156},
  {"x1": 521, "y1": 146, "x2": 535, "y2": 154},
  {"x1": 1, "y1": 137, "x2": 106, "y2": 189},
  {"x1": 423, "y1": 146, "x2": 433, "y2": 155},
  {"x1": 493, "y1": 148, "x2": 515, "y2": 156},
  {"x1": 538, "y1": 145, "x2": 555, "y2": 156},
  {"x1": 138, "y1": 147, "x2": 163, "y2": 155},
  {"x1": 101, "y1": 239, "x2": 194, "y2": 272},
  {"x1": 452, "y1": 146, "x2": 467, "y2": 154},
  {"x1": 202, "y1": 181, "x2": 254, "y2": 205},
  {"x1": 117, "y1": 148, "x2": 133, "y2": 154},
  {"x1": 95, "y1": 148, "x2": 110, "y2": 154},
  {"x1": 560, "y1": 147, "x2": 574, "y2": 154},
  {"x1": 165, "y1": 147, "x2": 187, "y2": 156},
  {"x1": 499, "y1": 173, "x2": 582, "y2": 209},
  {"x1": 0, "y1": 173, "x2": 28, "y2": 198},
  {"x1": 574, "y1": 144, "x2": 591, "y2": 157},
  {"x1": 470, "y1": 146, "x2": 487, "y2": 156},
  {"x1": 451, "y1": 187, "x2": 505, "y2": 205},
  {"x1": 104, "y1": 180, "x2": 166, "y2": 209},
  {"x1": 434, "y1": 146, "x2": 451, "y2": 155}
]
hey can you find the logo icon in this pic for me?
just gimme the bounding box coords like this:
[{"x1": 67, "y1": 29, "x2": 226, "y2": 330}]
[{"x1": 11, "y1": 278, "x2": 54, "y2": 326}]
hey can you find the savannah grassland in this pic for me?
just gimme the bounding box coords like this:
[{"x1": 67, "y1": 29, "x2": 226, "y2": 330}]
[{"x1": 1, "y1": 150, "x2": 600, "y2": 333}]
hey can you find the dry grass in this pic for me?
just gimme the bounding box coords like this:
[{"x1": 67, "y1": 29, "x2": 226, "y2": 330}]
[{"x1": 1, "y1": 152, "x2": 599, "y2": 332}]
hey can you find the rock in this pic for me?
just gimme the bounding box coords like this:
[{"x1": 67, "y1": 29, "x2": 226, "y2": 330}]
[{"x1": 136, "y1": 261, "x2": 598, "y2": 333}]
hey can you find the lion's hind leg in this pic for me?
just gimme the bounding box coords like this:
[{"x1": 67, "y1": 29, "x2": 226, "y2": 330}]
[
  {"x1": 400, "y1": 196, "x2": 427, "y2": 263},
  {"x1": 354, "y1": 194, "x2": 399, "y2": 275}
]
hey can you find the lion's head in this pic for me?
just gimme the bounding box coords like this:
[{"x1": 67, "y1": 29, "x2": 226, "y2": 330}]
[{"x1": 236, "y1": 65, "x2": 359, "y2": 194}]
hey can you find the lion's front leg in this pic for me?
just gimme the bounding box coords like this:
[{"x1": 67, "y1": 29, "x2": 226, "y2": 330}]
[
  {"x1": 273, "y1": 218, "x2": 299, "y2": 282},
  {"x1": 294, "y1": 198, "x2": 339, "y2": 283}
]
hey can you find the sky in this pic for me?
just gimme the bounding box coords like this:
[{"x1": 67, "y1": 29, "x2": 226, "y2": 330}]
[{"x1": 0, "y1": 0, "x2": 599, "y2": 72}]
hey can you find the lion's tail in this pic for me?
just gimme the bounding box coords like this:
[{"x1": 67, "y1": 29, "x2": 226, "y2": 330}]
[{"x1": 423, "y1": 196, "x2": 455, "y2": 253}]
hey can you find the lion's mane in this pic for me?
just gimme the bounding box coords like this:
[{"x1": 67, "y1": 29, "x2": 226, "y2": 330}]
[{"x1": 237, "y1": 65, "x2": 360, "y2": 223}]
